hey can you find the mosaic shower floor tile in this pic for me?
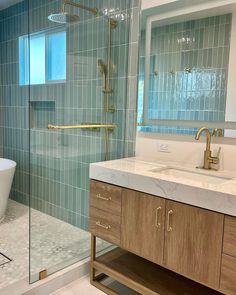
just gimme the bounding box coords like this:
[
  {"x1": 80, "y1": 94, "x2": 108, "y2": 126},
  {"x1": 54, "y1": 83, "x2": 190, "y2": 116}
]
[{"x1": 0, "y1": 200, "x2": 108, "y2": 290}]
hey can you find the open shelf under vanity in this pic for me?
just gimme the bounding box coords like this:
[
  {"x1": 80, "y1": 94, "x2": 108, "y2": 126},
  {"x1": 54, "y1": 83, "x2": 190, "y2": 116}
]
[{"x1": 92, "y1": 247, "x2": 223, "y2": 295}]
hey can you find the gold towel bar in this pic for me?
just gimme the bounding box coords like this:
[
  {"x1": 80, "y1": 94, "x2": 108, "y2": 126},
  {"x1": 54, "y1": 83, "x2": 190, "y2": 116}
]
[{"x1": 47, "y1": 124, "x2": 117, "y2": 130}]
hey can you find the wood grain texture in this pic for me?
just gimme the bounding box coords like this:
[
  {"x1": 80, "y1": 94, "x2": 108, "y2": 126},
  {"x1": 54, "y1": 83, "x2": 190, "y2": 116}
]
[
  {"x1": 164, "y1": 200, "x2": 224, "y2": 289},
  {"x1": 223, "y1": 216, "x2": 236, "y2": 257},
  {"x1": 95, "y1": 248, "x2": 223, "y2": 295},
  {"x1": 90, "y1": 206, "x2": 121, "y2": 245},
  {"x1": 90, "y1": 180, "x2": 122, "y2": 215},
  {"x1": 121, "y1": 189, "x2": 166, "y2": 265},
  {"x1": 220, "y1": 254, "x2": 236, "y2": 295}
]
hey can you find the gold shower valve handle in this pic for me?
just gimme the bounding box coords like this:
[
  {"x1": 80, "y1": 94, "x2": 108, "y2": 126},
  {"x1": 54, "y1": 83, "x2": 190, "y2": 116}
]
[
  {"x1": 96, "y1": 193, "x2": 111, "y2": 201},
  {"x1": 167, "y1": 210, "x2": 173, "y2": 232},
  {"x1": 155, "y1": 206, "x2": 162, "y2": 229},
  {"x1": 95, "y1": 221, "x2": 111, "y2": 230}
]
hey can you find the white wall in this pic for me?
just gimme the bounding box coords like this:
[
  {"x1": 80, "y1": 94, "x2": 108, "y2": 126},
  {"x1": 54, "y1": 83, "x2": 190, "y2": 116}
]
[
  {"x1": 136, "y1": 134, "x2": 236, "y2": 171},
  {"x1": 142, "y1": 0, "x2": 178, "y2": 10}
]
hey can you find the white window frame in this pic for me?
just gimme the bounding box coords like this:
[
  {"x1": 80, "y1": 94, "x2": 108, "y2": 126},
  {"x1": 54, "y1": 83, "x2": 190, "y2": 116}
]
[{"x1": 19, "y1": 27, "x2": 67, "y2": 86}]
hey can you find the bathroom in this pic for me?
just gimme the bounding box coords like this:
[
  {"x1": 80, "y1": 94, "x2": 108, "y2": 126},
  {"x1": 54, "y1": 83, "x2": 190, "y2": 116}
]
[{"x1": 0, "y1": 0, "x2": 236, "y2": 294}]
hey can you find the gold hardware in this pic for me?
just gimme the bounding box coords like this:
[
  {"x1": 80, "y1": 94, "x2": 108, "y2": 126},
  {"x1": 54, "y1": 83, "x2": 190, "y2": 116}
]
[
  {"x1": 184, "y1": 67, "x2": 192, "y2": 73},
  {"x1": 106, "y1": 19, "x2": 117, "y2": 112},
  {"x1": 95, "y1": 221, "x2": 111, "y2": 230},
  {"x1": 195, "y1": 127, "x2": 221, "y2": 170},
  {"x1": 155, "y1": 206, "x2": 162, "y2": 229},
  {"x1": 39, "y1": 269, "x2": 47, "y2": 280},
  {"x1": 48, "y1": 123, "x2": 117, "y2": 130},
  {"x1": 98, "y1": 19, "x2": 117, "y2": 113},
  {"x1": 137, "y1": 122, "x2": 145, "y2": 127},
  {"x1": 90, "y1": 234, "x2": 120, "y2": 294},
  {"x1": 154, "y1": 70, "x2": 158, "y2": 76},
  {"x1": 96, "y1": 194, "x2": 111, "y2": 201},
  {"x1": 62, "y1": 0, "x2": 98, "y2": 15},
  {"x1": 98, "y1": 60, "x2": 113, "y2": 96},
  {"x1": 48, "y1": 123, "x2": 115, "y2": 161},
  {"x1": 110, "y1": 19, "x2": 118, "y2": 29},
  {"x1": 167, "y1": 210, "x2": 173, "y2": 232},
  {"x1": 212, "y1": 128, "x2": 223, "y2": 137}
]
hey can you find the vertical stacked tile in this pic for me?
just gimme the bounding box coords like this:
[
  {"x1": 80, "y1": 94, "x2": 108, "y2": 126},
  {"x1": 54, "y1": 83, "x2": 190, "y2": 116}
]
[
  {"x1": 0, "y1": 9, "x2": 2, "y2": 157},
  {"x1": 0, "y1": 0, "x2": 30, "y2": 204},
  {"x1": 138, "y1": 14, "x2": 232, "y2": 135},
  {"x1": 0, "y1": 0, "x2": 140, "y2": 230}
]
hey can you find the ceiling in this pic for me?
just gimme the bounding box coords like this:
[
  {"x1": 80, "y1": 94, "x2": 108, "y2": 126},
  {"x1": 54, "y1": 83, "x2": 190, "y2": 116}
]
[{"x1": 0, "y1": 0, "x2": 22, "y2": 10}]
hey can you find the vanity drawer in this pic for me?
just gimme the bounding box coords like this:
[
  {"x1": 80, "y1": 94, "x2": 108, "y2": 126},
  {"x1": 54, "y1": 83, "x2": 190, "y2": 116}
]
[
  {"x1": 90, "y1": 180, "x2": 122, "y2": 215},
  {"x1": 90, "y1": 207, "x2": 121, "y2": 245},
  {"x1": 223, "y1": 216, "x2": 236, "y2": 257},
  {"x1": 220, "y1": 254, "x2": 236, "y2": 295}
]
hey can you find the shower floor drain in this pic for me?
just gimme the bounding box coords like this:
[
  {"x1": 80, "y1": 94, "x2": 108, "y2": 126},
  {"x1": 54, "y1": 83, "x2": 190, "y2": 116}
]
[{"x1": 0, "y1": 252, "x2": 12, "y2": 266}]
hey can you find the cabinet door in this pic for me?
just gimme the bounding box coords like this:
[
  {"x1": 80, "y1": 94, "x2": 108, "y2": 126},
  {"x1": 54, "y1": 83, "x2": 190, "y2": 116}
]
[
  {"x1": 121, "y1": 189, "x2": 165, "y2": 265},
  {"x1": 164, "y1": 200, "x2": 224, "y2": 289}
]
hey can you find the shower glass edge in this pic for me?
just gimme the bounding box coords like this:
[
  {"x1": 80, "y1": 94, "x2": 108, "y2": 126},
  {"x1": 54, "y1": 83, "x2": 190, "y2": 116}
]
[{"x1": 29, "y1": 0, "x2": 132, "y2": 283}]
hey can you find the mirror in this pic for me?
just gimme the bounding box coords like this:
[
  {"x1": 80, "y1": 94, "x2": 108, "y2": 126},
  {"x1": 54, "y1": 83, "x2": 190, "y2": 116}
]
[{"x1": 138, "y1": 0, "x2": 236, "y2": 137}]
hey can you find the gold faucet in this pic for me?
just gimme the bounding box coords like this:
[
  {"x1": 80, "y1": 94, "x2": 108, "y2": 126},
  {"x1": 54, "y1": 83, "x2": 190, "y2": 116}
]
[
  {"x1": 195, "y1": 127, "x2": 221, "y2": 170},
  {"x1": 212, "y1": 128, "x2": 223, "y2": 137}
]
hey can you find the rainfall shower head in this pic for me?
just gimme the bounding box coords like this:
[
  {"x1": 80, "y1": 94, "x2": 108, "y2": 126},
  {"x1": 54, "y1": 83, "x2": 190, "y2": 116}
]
[
  {"x1": 48, "y1": 12, "x2": 79, "y2": 24},
  {"x1": 48, "y1": 0, "x2": 98, "y2": 24}
]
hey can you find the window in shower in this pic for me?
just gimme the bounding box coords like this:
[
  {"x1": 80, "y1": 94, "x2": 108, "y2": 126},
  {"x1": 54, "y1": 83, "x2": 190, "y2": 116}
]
[{"x1": 19, "y1": 30, "x2": 66, "y2": 85}]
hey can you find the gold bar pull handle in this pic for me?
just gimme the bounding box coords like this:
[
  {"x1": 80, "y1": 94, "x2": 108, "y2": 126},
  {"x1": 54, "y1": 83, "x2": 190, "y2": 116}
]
[
  {"x1": 95, "y1": 221, "x2": 111, "y2": 230},
  {"x1": 167, "y1": 210, "x2": 173, "y2": 232},
  {"x1": 96, "y1": 193, "x2": 111, "y2": 201},
  {"x1": 155, "y1": 206, "x2": 162, "y2": 229},
  {"x1": 48, "y1": 123, "x2": 116, "y2": 130}
]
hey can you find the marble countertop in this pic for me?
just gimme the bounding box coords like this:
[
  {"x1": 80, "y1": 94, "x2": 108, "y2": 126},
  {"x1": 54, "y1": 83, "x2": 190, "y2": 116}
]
[{"x1": 90, "y1": 157, "x2": 236, "y2": 217}]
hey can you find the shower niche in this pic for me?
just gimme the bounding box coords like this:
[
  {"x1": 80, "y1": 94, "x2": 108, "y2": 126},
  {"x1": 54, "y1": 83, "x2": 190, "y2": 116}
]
[{"x1": 30, "y1": 101, "x2": 56, "y2": 129}]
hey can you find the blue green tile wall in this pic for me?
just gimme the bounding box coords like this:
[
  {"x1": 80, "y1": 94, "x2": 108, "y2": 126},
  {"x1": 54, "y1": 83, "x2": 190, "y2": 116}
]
[
  {"x1": 0, "y1": 0, "x2": 140, "y2": 230},
  {"x1": 138, "y1": 14, "x2": 232, "y2": 134},
  {"x1": 0, "y1": 0, "x2": 30, "y2": 205}
]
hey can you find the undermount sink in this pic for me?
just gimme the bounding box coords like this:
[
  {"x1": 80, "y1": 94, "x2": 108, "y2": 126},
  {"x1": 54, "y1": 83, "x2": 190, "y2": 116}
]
[{"x1": 150, "y1": 167, "x2": 232, "y2": 185}]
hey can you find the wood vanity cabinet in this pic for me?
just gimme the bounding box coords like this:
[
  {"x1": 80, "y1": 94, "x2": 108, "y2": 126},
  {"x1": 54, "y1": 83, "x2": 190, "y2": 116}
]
[
  {"x1": 121, "y1": 190, "x2": 224, "y2": 289},
  {"x1": 90, "y1": 180, "x2": 233, "y2": 294},
  {"x1": 121, "y1": 189, "x2": 165, "y2": 265},
  {"x1": 90, "y1": 180, "x2": 122, "y2": 245},
  {"x1": 220, "y1": 216, "x2": 236, "y2": 295},
  {"x1": 163, "y1": 201, "x2": 224, "y2": 288}
]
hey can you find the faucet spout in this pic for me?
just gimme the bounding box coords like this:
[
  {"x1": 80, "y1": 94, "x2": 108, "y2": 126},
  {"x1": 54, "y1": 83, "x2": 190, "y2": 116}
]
[{"x1": 195, "y1": 127, "x2": 211, "y2": 151}]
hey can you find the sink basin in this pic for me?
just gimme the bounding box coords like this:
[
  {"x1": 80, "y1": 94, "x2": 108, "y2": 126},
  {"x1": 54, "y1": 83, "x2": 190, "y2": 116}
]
[{"x1": 150, "y1": 168, "x2": 232, "y2": 185}]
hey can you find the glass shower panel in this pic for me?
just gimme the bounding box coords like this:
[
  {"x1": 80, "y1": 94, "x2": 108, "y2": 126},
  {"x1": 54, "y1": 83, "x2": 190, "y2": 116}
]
[{"x1": 29, "y1": 0, "x2": 132, "y2": 283}]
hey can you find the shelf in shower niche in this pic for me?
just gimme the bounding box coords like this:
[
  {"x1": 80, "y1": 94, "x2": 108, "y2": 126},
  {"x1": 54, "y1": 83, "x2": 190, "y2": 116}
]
[{"x1": 30, "y1": 101, "x2": 56, "y2": 129}]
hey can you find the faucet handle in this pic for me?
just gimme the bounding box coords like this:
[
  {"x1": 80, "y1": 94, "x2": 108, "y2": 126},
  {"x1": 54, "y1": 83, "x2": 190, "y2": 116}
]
[
  {"x1": 210, "y1": 147, "x2": 221, "y2": 166},
  {"x1": 216, "y1": 147, "x2": 221, "y2": 158}
]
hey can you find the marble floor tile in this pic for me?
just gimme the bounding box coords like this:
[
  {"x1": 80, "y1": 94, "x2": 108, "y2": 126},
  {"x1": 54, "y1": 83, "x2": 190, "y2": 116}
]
[
  {"x1": 0, "y1": 200, "x2": 108, "y2": 291},
  {"x1": 51, "y1": 276, "x2": 138, "y2": 295}
]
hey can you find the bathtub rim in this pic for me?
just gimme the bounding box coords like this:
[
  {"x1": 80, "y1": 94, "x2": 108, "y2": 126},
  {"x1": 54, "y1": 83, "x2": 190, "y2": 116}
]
[{"x1": 0, "y1": 158, "x2": 17, "y2": 172}]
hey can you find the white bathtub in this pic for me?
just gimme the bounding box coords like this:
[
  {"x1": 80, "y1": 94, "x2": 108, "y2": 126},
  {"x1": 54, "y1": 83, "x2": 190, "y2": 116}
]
[{"x1": 0, "y1": 159, "x2": 16, "y2": 221}]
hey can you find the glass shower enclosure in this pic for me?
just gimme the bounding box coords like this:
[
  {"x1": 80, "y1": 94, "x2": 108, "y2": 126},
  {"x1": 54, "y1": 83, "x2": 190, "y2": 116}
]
[{"x1": 27, "y1": 0, "x2": 134, "y2": 283}]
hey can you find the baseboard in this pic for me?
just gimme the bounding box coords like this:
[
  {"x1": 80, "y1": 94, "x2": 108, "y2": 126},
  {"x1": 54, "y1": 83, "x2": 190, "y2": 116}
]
[{"x1": 0, "y1": 258, "x2": 90, "y2": 295}]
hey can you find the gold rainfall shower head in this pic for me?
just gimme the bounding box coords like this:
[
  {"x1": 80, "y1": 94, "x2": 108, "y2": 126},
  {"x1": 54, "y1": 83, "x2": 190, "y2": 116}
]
[{"x1": 48, "y1": 0, "x2": 98, "y2": 24}]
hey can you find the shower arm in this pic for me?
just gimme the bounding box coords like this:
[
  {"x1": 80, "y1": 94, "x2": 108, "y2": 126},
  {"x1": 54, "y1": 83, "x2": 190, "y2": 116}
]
[{"x1": 62, "y1": 0, "x2": 98, "y2": 15}]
